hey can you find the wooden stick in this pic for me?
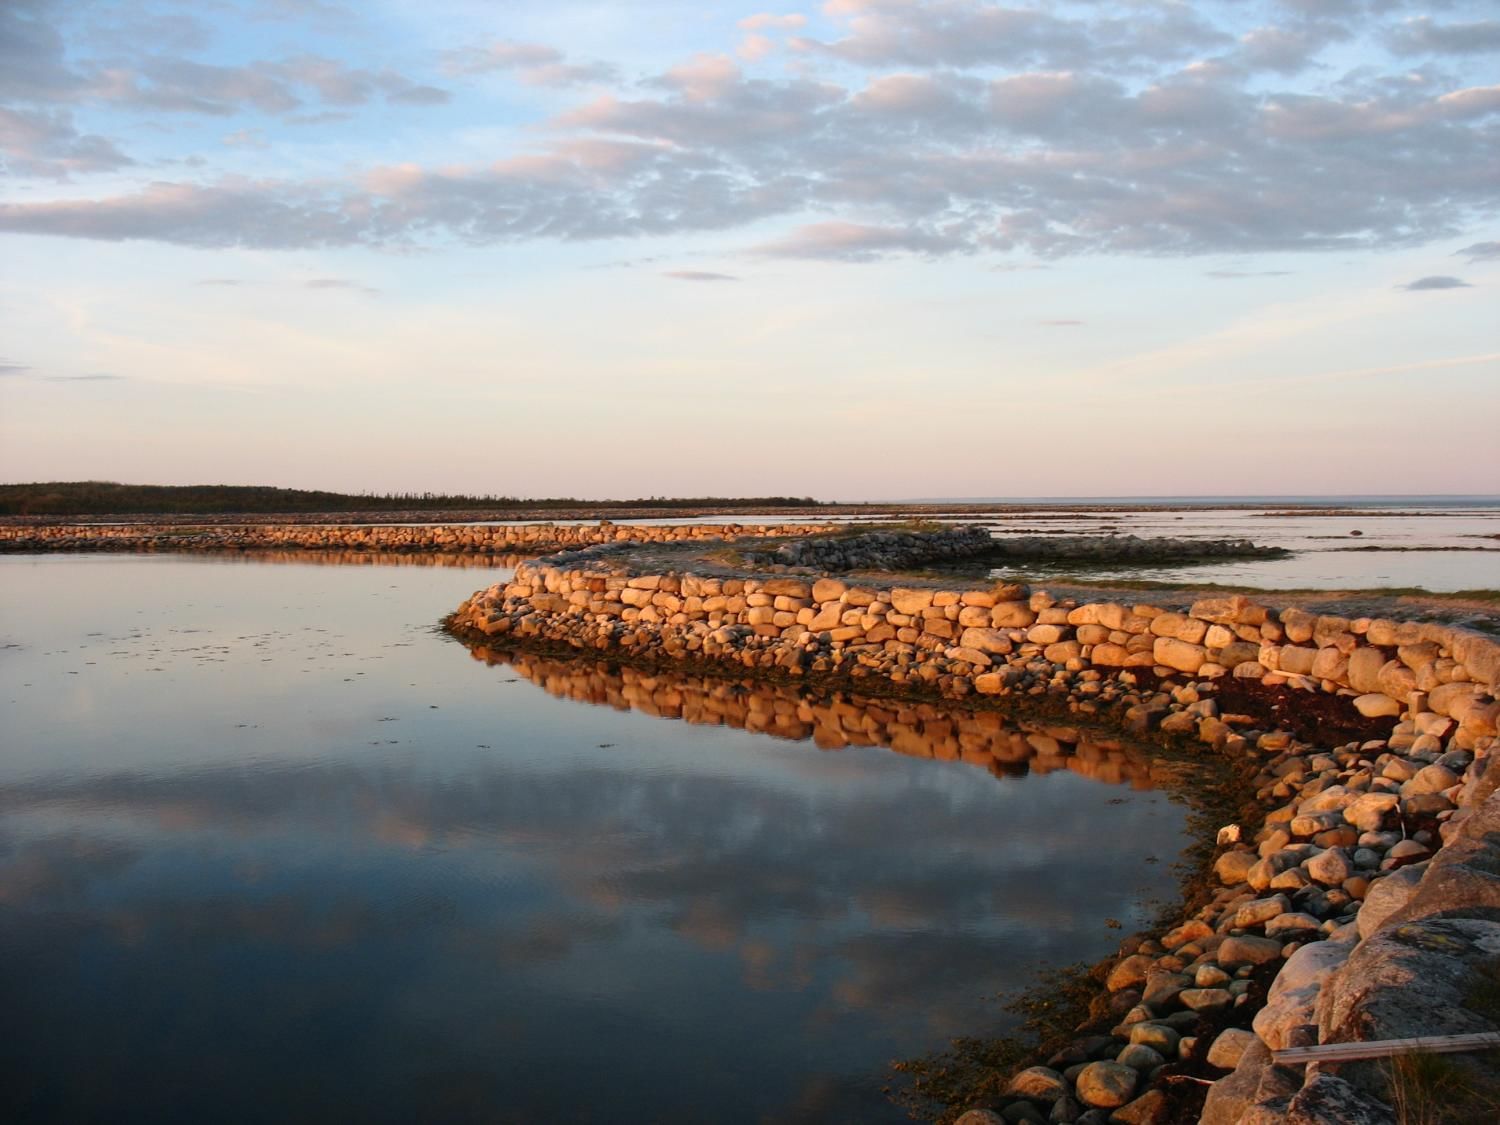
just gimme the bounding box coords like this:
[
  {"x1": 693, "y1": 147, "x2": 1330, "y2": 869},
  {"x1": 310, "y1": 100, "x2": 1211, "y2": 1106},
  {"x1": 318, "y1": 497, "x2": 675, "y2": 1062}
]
[{"x1": 1273, "y1": 1032, "x2": 1500, "y2": 1065}]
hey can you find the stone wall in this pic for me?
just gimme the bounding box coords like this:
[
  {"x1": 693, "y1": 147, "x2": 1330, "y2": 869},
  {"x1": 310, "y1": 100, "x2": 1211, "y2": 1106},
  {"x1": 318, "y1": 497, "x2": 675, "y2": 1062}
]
[
  {"x1": 0, "y1": 520, "x2": 835, "y2": 555},
  {"x1": 742, "y1": 524, "x2": 997, "y2": 570},
  {"x1": 452, "y1": 559, "x2": 1500, "y2": 721}
]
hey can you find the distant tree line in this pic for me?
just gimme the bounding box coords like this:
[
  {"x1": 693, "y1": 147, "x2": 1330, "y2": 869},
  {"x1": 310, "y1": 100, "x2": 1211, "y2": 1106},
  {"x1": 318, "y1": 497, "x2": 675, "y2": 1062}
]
[{"x1": 0, "y1": 482, "x2": 826, "y2": 516}]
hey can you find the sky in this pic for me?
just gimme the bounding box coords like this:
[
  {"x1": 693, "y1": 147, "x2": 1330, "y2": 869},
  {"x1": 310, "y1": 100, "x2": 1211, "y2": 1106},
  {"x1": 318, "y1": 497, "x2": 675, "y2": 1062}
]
[{"x1": 0, "y1": 0, "x2": 1497, "y2": 501}]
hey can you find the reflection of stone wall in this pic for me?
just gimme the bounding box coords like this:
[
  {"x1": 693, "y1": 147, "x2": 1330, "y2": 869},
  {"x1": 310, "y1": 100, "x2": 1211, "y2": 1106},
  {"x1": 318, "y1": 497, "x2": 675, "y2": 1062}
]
[
  {"x1": 192, "y1": 549, "x2": 530, "y2": 569},
  {"x1": 0, "y1": 520, "x2": 835, "y2": 555},
  {"x1": 465, "y1": 643, "x2": 1187, "y2": 789}
]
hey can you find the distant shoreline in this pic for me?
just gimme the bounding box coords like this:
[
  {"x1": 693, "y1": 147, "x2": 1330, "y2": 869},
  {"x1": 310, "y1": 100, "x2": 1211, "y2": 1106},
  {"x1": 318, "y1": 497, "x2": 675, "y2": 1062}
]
[
  {"x1": 2, "y1": 482, "x2": 1497, "y2": 520},
  {"x1": 4, "y1": 500, "x2": 1500, "y2": 526}
]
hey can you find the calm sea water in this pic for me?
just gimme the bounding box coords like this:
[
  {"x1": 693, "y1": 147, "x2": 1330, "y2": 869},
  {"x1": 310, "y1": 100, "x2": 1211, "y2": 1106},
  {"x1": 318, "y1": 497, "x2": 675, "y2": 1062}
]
[
  {"x1": 0, "y1": 554, "x2": 1191, "y2": 1124},
  {"x1": 968, "y1": 501, "x2": 1500, "y2": 592}
]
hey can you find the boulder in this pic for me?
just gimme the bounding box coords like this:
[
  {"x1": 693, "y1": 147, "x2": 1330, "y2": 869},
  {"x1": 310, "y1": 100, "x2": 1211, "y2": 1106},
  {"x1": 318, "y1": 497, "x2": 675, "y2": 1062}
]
[
  {"x1": 1353, "y1": 693, "x2": 1401, "y2": 719},
  {"x1": 960, "y1": 627, "x2": 1014, "y2": 655},
  {"x1": 1106, "y1": 954, "x2": 1154, "y2": 992},
  {"x1": 1153, "y1": 636, "x2": 1208, "y2": 674},
  {"x1": 1218, "y1": 935, "x2": 1285, "y2": 968},
  {"x1": 1206, "y1": 1027, "x2": 1258, "y2": 1070},
  {"x1": 1317, "y1": 917, "x2": 1500, "y2": 1098},
  {"x1": 1074, "y1": 1061, "x2": 1137, "y2": 1108},
  {"x1": 1285, "y1": 1074, "x2": 1396, "y2": 1125},
  {"x1": 1216, "y1": 849, "x2": 1262, "y2": 887},
  {"x1": 1007, "y1": 1066, "x2": 1068, "y2": 1104},
  {"x1": 1109, "y1": 1089, "x2": 1170, "y2": 1124}
]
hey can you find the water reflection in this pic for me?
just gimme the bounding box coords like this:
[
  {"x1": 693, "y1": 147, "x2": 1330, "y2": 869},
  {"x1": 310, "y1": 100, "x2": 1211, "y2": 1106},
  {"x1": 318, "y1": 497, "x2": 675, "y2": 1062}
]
[
  {"x1": 0, "y1": 555, "x2": 1194, "y2": 1125},
  {"x1": 461, "y1": 642, "x2": 1187, "y2": 789},
  {"x1": 188, "y1": 548, "x2": 532, "y2": 569}
]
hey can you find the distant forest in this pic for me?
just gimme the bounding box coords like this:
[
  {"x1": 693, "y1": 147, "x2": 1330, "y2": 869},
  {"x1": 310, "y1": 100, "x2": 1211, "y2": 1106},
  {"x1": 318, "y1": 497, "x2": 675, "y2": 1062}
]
[{"x1": 0, "y1": 482, "x2": 826, "y2": 516}]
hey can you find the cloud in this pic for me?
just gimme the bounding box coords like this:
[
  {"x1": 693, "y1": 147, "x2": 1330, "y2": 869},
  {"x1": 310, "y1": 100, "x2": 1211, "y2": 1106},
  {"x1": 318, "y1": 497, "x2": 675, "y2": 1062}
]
[
  {"x1": 305, "y1": 278, "x2": 378, "y2": 294},
  {"x1": 196, "y1": 278, "x2": 243, "y2": 286},
  {"x1": 222, "y1": 128, "x2": 269, "y2": 149},
  {"x1": 44, "y1": 372, "x2": 126, "y2": 382},
  {"x1": 738, "y1": 14, "x2": 807, "y2": 32},
  {"x1": 802, "y1": 0, "x2": 1229, "y2": 70},
  {"x1": 662, "y1": 270, "x2": 739, "y2": 282},
  {"x1": 387, "y1": 84, "x2": 449, "y2": 106},
  {"x1": 1389, "y1": 17, "x2": 1500, "y2": 56},
  {"x1": 0, "y1": 181, "x2": 368, "y2": 249},
  {"x1": 1039, "y1": 319, "x2": 1082, "y2": 326},
  {"x1": 749, "y1": 221, "x2": 963, "y2": 261},
  {"x1": 0, "y1": 3, "x2": 445, "y2": 124},
  {"x1": 1205, "y1": 269, "x2": 1295, "y2": 279},
  {"x1": 441, "y1": 41, "x2": 617, "y2": 87},
  {"x1": 1457, "y1": 240, "x2": 1500, "y2": 261},
  {"x1": 0, "y1": 356, "x2": 122, "y2": 382},
  {"x1": 0, "y1": 106, "x2": 133, "y2": 179},
  {"x1": 84, "y1": 55, "x2": 450, "y2": 117},
  {"x1": 737, "y1": 34, "x2": 778, "y2": 62},
  {"x1": 6, "y1": 0, "x2": 1500, "y2": 262},
  {"x1": 1399, "y1": 275, "x2": 1473, "y2": 290}
]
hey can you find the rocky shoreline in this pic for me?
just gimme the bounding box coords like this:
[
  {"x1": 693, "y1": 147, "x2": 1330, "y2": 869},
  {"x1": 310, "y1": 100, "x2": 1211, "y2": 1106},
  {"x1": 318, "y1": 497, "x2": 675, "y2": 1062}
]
[
  {"x1": 447, "y1": 535, "x2": 1500, "y2": 1124},
  {"x1": 739, "y1": 526, "x2": 1289, "y2": 574},
  {"x1": 0, "y1": 520, "x2": 834, "y2": 555}
]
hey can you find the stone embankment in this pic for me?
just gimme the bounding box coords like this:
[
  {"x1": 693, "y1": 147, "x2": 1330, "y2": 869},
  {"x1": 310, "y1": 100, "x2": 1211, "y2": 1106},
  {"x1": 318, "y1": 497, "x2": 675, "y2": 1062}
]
[
  {"x1": 744, "y1": 524, "x2": 997, "y2": 570},
  {"x1": 742, "y1": 527, "x2": 1286, "y2": 574},
  {"x1": 0, "y1": 520, "x2": 834, "y2": 555},
  {"x1": 449, "y1": 553, "x2": 1500, "y2": 1124},
  {"x1": 980, "y1": 534, "x2": 1288, "y2": 565}
]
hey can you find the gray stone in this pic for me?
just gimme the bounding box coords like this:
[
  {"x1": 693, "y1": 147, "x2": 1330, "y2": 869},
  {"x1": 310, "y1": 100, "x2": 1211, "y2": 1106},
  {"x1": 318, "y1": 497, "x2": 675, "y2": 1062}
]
[
  {"x1": 1285, "y1": 1073, "x2": 1396, "y2": 1125},
  {"x1": 1344, "y1": 792, "x2": 1400, "y2": 832},
  {"x1": 1179, "y1": 987, "x2": 1234, "y2": 1012},
  {"x1": 1234, "y1": 894, "x2": 1291, "y2": 928},
  {"x1": 1107, "y1": 1088, "x2": 1170, "y2": 1123},
  {"x1": 1357, "y1": 865, "x2": 1427, "y2": 938},
  {"x1": 1265, "y1": 911, "x2": 1323, "y2": 937},
  {"x1": 1354, "y1": 693, "x2": 1401, "y2": 718},
  {"x1": 1198, "y1": 1038, "x2": 1300, "y2": 1125},
  {"x1": 1218, "y1": 934, "x2": 1285, "y2": 967},
  {"x1": 1206, "y1": 1027, "x2": 1258, "y2": 1070},
  {"x1": 1269, "y1": 936, "x2": 1355, "y2": 999},
  {"x1": 1316, "y1": 917, "x2": 1500, "y2": 1098},
  {"x1": 1140, "y1": 970, "x2": 1192, "y2": 1009},
  {"x1": 1252, "y1": 978, "x2": 1319, "y2": 1051},
  {"x1": 1403, "y1": 763, "x2": 1461, "y2": 796},
  {"x1": 1008, "y1": 1067, "x2": 1069, "y2": 1104},
  {"x1": 1127, "y1": 1023, "x2": 1179, "y2": 1056},
  {"x1": 1212, "y1": 852, "x2": 1260, "y2": 888},
  {"x1": 1105, "y1": 954, "x2": 1153, "y2": 992},
  {"x1": 1305, "y1": 847, "x2": 1356, "y2": 886},
  {"x1": 1074, "y1": 1061, "x2": 1138, "y2": 1108},
  {"x1": 1002, "y1": 1100, "x2": 1047, "y2": 1124},
  {"x1": 1115, "y1": 1043, "x2": 1164, "y2": 1071},
  {"x1": 1385, "y1": 839, "x2": 1431, "y2": 864}
]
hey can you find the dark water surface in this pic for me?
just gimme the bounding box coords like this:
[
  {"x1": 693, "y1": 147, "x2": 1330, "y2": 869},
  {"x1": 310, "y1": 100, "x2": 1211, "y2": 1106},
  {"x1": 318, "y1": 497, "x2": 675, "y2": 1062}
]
[{"x1": 0, "y1": 554, "x2": 1193, "y2": 1124}]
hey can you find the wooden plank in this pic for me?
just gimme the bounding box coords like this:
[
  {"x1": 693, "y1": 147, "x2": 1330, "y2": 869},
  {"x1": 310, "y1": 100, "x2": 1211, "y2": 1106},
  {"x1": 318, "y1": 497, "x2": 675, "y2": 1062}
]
[{"x1": 1273, "y1": 1032, "x2": 1500, "y2": 1065}]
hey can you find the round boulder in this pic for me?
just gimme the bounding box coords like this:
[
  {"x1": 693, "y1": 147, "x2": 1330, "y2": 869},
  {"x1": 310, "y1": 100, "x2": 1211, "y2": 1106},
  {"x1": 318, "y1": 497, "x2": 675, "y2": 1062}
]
[
  {"x1": 1075, "y1": 1060, "x2": 1138, "y2": 1108},
  {"x1": 1005, "y1": 1066, "x2": 1068, "y2": 1104}
]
